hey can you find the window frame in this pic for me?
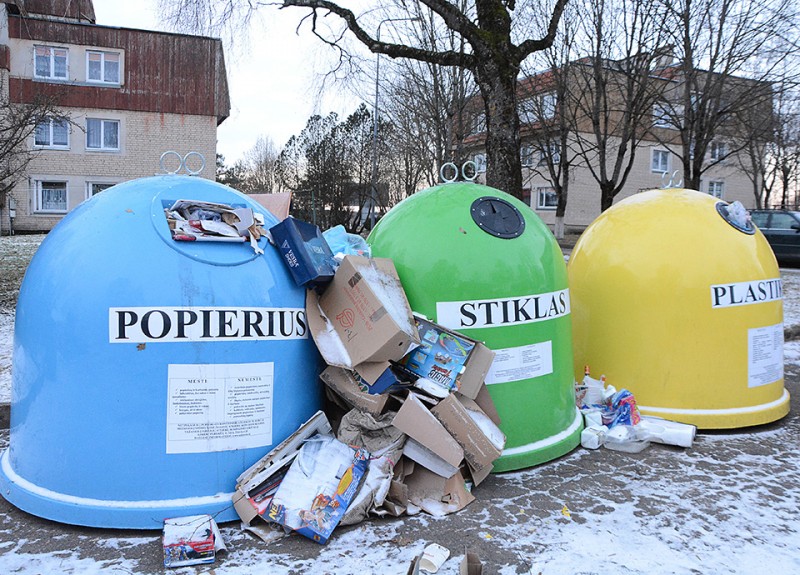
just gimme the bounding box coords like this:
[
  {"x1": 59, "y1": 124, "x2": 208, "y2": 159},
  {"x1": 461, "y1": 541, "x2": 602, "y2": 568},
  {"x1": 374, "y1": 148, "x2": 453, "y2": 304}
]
[
  {"x1": 34, "y1": 45, "x2": 68, "y2": 80},
  {"x1": 34, "y1": 180, "x2": 69, "y2": 213},
  {"x1": 540, "y1": 93, "x2": 557, "y2": 119},
  {"x1": 536, "y1": 186, "x2": 558, "y2": 211},
  {"x1": 709, "y1": 141, "x2": 727, "y2": 162},
  {"x1": 86, "y1": 118, "x2": 120, "y2": 151},
  {"x1": 520, "y1": 144, "x2": 535, "y2": 167},
  {"x1": 653, "y1": 102, "x2": 684, "y2": 130},
  {"x1": 86, "y1": 50, "x2": 121, "y2": 85},
  {"x1": 651, "y1": 149, "x2": 670, "y2": 173},
  {"x1": 34, "y1": 118, "x2": 70, "y2": 149},
  {"x1": 707, "y1": 180, "x2": 725, "y2": 199},
  {"x1": 85, "y1": 182, "x2": 115, "y2": 200},
  {"x1": 538, "y1": 141, "x2": 561, "y2": 166},
  {"x1": 474, "y1": 153, "x2": 487, "y2": 173}
]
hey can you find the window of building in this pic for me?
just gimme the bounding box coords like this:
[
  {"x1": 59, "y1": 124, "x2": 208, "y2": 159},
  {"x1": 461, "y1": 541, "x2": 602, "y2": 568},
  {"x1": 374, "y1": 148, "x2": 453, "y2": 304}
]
[
  {"x1": 519, "y1": 99, "x2": 537, "y2": 125},
  {"x1": 87, "y1": 51, "x2": 120, "y2": 84},
  {"x1": 709, "y1": 141, "x2": 727, "y2": 162},
  {"x1": 538, "y1": 141, "x2": 561, "y2": 166},
  {"x1": 474, "y1": 153, "x2": 487, "y2": 173},
  {"x1": 469, "y1": 112, "x2": 486, "y2": 136},
  {"x1": 35, "y1": 181, "x2": 68, "y2": 213},
  {"x1": 708, "y1": 181, "x2": 724, "y2": 199},
  {"x1": 521, "y1": 144, "x2": 535, "y2": 167},
  {"x1": 34, "y1": 46, "x2": 68, "y2": 80},
  {"x1": 541, "y1": 93, "x2": 557, "y2": 119},
  {"x1": 651, "y1": 149, "x2": 670, "y2": 173},
  {"x1": 86, "y1": 182, "x2": 115, "y2": 199},
  {"x1": 519, "y1": 93, "x2": 557, "y2": 124},
  {"x1": 537, "y1": 187, "x2": 557, "y2": 210},
  {"x1": 34, "y1": 118, "x2": 69, "y2": 148},
  {"x1": 86, "y1": 119, "x2": 120, "y2": 150},
  {"x1": 652, "y1": 102, "x2": 679, "y2": 129}
]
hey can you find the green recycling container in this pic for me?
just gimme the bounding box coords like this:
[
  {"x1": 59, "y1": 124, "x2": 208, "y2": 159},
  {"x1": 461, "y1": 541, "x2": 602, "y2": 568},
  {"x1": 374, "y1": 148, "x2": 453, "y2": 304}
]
[{"x1": 368, "y1": 182, "x2": 581, "y2": 471}]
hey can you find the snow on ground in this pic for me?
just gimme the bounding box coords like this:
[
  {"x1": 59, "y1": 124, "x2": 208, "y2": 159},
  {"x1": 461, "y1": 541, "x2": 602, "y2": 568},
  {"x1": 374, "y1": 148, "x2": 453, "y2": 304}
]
[
  {"x1": 1, "y1": 409, "x2": 799, "y2": 575},
  {"x1": 0, "y1": 313, "x2": 11, "y2": 404},
  {"x1": 1, "y1": 237, "x2": 799, "y2": 574}
]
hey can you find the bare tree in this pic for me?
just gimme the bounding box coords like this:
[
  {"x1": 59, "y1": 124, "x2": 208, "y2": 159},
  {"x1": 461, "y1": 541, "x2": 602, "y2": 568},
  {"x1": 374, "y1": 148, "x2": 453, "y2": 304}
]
[
  {"x1": 518, "y1": 9, "x2": 579, "y2": 239},
  {"x1": 379, "y1": 1, "x2": 478, "y2": 189},
  {"x1": 236, "y1": 135, "x2": 284, "y2": 193},
  {"x1": 652, "y1": 0, "x2": 799, "y2": 191},
  {"x1": 768, "y1": 90, "x2": 800, "y2": 208},
  {"x1": 568, "y1": 0, "x2": 670, "y2": 212},
  {"x1": 159, "y1": 0, "x2": 569, "y2": 200},
  {"x1": 1, "y1": 90, "x2": 68, "y2": 213}
]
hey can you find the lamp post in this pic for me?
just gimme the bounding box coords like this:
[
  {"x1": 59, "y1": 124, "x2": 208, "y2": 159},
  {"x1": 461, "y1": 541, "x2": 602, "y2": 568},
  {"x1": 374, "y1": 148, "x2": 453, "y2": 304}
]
[{"x1": 369, "y1": 16, "x2": 418, "y2": 229}]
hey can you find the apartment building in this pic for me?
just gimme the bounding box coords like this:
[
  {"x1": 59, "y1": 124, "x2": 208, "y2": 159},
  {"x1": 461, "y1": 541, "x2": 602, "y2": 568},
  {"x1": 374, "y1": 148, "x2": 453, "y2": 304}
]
[
  {"x1": 0, "y1": 0, "x2": 229, "y2": 234},
  {"x1": 467, "y1": 60, "x2": 767, "y2": 231}
]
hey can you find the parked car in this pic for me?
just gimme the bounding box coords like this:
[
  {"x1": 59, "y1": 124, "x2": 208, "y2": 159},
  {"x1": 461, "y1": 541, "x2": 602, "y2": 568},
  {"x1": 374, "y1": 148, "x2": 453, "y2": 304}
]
[{"x1": 750, "y1": 209, "x2": 800, "y2": 265}]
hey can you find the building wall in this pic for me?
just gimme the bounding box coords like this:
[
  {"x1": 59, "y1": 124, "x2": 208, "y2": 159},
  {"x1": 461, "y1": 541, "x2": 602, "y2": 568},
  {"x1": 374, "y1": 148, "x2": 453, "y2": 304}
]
[
  {"x1": 473, "y1": 134, "x2": 757, "y2": 232},
  {"x1": 0, "y1": 7, "x2": 228, "y2": 234},
  {"x1": 7, "y1": 108, "x2": 216, "y2": 233}
]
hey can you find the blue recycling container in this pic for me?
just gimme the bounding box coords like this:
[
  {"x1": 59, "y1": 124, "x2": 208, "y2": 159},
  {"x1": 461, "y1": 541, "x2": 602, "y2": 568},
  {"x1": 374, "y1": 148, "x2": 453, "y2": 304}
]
[{"x1": 0, "y1": 175, "x2": 322, "y2": 529}]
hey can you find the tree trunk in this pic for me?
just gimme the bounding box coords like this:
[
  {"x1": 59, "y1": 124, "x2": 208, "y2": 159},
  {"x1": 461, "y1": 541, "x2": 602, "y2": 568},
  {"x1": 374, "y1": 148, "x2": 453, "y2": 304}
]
[
  {"x1": 554, "y1": 168, "x2": 569, "y2": 239},
  {"x1": 600, "y1": 183, "x2": 615, "y2": 212},
  {"x1": 474, "y1": 63, "x2": 523, "y2": 199}
]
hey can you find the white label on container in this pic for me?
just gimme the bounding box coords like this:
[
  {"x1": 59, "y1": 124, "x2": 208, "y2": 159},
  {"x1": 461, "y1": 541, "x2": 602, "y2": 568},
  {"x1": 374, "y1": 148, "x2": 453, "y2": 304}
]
[
  {"x1": 109, "y1": 306, "x2": 307, "y2": 343},
  {"x1": 485, "y1": 341, "x2": 553, "y2": 385},
  {"x1": 710, "y1": 278, "x2": 782, "y2": 308},
  {"x1": 436, "y1": 289, "x2": 570, "y2": 330},
  {"x1": 747, "y1": 324, "x2": 783, "y2": 388},
  {"x1": 166, "y1": 362, "x2": 273, "y2": 454}
]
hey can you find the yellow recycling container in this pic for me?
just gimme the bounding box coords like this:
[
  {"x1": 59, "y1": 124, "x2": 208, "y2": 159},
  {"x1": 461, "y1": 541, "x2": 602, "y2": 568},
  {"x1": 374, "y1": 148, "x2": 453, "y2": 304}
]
[{"x1": 569, "y1": 188, "x2": 790, "y2": 429}]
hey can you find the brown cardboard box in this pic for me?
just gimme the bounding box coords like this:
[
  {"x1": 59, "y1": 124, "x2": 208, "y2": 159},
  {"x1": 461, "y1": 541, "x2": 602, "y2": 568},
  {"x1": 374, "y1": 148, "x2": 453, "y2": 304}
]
[
  {"x1": 432, "y1": 395, "x2": 505, "y2": 470},
  {"x1": 431, "y1": 394, "x2": 505, "y2": 483},
  {"x1": 405, "y1": 465, "x2": 475, "y2": 516},
  {"x1": 460, "y1": 550, "x2": 483, "y2": 575},
  {"x1": 306, "y1": 256, "x2": 420, "y2": 381},
  {"x1": 319, "y1": 366, "x2": 389, "y2": 416},
  {"x1": 391, "y1": 392, "x2": 464, "y2": 471}
]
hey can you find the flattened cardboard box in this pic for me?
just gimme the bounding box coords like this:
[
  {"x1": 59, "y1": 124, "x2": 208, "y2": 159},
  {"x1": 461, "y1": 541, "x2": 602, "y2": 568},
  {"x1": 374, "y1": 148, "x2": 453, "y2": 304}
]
[
  {"x1": 405, "y1": 465, "x2": 475, "y2": 516},
  {"x1": 320, "y1": 366, "x2": 389, "y2": 416},
  {"x1": 163, "y1": 514, "x2": 226, "y2": 568},
  {"x1": 306, "y1": 256, "x2": 419, "y2": 368},
  {"x1": 391, "y1": 392, "x2": 464, "y2": 471},
  {"x1": 431, "y1": 394, "x2": 504, "y2": 476}
]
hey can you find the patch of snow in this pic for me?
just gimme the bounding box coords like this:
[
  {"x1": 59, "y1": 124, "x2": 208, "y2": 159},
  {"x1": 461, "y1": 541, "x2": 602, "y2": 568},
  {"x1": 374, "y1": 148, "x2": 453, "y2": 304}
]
[
  {"x1": 359, "y1": 263, "x2": 417, "y2": 339},
  {"x1": 0, "y1": 313, "x2": 11, "y2": 404}
]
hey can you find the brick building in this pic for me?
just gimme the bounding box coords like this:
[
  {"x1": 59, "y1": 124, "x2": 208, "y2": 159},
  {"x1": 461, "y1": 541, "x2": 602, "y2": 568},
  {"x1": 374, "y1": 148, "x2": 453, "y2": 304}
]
[
  {"x1": 466, "y1": 59, "x2": 769, "y2": 232},
  {"x1": 0, "y1": 0, "x2": 229, "y2": 234}
]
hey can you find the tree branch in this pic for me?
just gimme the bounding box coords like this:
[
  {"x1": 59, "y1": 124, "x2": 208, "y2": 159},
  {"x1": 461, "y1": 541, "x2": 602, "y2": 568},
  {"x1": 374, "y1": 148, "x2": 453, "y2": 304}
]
[
  {"x1": 281, "y1": 0, "x2": 477, "y2": 68},
  {"x1": 515, "y1": 0, "x2": 568, "y2": 62}
]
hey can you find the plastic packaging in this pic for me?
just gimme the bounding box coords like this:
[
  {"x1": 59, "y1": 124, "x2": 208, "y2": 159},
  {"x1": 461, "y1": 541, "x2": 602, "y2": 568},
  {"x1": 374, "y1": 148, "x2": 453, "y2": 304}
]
[
  {"x1": 575, "y1": 367, "x2": 606, "y2": 409},
  {"x1": 637, "y1": 416, "x2": 696, "y2": 448},
  {"x1": 323, "y1": 225, "x2": 371, "y2": 259},
  {"x1": 580, "y1": 425, "x2": 608, "y2": 449},
  {"x1": 603, "y1": 389, "x2": 641, "y2": 427},
  {"x1": 604, "y1": 425, "x2": 650, "y2": 453}
]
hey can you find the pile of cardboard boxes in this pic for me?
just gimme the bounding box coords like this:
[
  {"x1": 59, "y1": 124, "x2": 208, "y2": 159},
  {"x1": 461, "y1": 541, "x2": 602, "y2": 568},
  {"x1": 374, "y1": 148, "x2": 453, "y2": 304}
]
[{"x1": 231, "y1": 219, "x2": 506, "y2": 544}]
